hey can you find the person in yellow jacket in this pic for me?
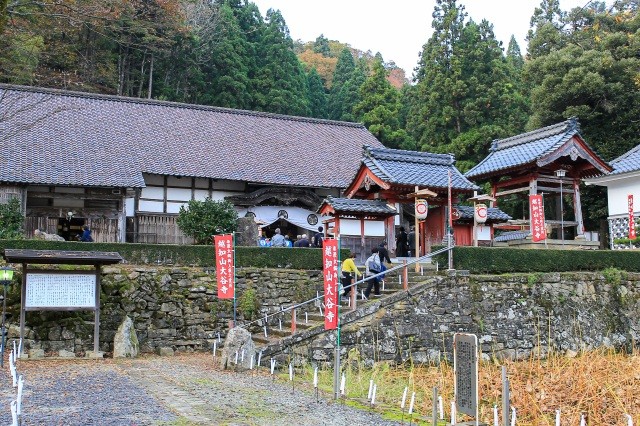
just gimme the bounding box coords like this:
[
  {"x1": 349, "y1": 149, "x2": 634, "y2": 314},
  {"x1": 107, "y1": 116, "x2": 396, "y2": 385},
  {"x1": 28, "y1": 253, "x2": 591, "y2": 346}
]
[{"x1": 341, "y1": 252, "x2": 362, "y2": 299}]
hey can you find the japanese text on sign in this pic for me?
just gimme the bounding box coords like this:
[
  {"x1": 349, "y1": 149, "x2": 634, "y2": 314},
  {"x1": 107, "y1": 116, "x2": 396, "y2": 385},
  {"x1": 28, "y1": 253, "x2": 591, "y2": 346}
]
[
  {"x1": 454, "y1": 333, "x2": 478, "y2": 417},
  {"x1": 529, "y1": 194, "x2": 547, "y2": 242},
  {"x1": 629, "y1": 195, "x2": 636, "y2": 239},
  {"x1": 214, "y1": 234, "x2": 235, "y2": 299},
  {"x1": 323, "y1": 239, "x2": 339, "y2": 330},
  {"x1": 25, "y1": 274, "x2": 96, "y2": 309}
]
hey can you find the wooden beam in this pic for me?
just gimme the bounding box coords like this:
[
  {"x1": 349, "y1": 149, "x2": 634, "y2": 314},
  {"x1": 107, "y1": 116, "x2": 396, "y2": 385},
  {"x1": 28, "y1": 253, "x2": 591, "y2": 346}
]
[
  {"x1": 495, "y1": 187, "x2": 530, "y2": 197},
  {"x1": 537, "y1": 186, "x2": 573, "y2": 194}
]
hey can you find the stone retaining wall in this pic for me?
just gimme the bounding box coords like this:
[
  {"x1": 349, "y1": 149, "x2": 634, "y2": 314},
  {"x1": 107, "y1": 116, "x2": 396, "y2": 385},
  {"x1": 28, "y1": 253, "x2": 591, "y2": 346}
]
[
  {"x1": 265, "y1": 271, "x2": 640, "y2": 365},
  {"x1": 10, "y1": 266, "x2": 321, "y2": 356},
  {"x1": 8, "y1": 267, "x2": 640, "y2": 363}
]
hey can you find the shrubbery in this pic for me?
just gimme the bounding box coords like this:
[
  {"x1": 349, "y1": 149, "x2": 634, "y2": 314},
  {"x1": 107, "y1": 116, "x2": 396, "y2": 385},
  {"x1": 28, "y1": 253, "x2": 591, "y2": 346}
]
[
  {"x1": 432, "y1": 246, "x2": 640, "y2": 274},
  {"x1": 0, "y1": 239, "x2": 350, "y2": 269},
  {"x1": 176, "y1": 198, "x2": 237, "y2": 245}
]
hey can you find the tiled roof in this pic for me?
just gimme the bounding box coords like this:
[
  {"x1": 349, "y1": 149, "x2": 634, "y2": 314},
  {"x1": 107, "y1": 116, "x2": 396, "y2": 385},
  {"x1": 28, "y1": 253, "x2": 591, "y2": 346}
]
[
  {"x1": 0, "y1": 84, "x2": 383, "y2": 188},
  {"x1": 610, "y1": 144, "x2": 640, "y2": 175},
  {"x1": 493, "y1": 230, "x2": 531, "y2": 242},
  {"x1": 321, "y1": 196, "x2": 397, "y2": 215},
  {"x1": 466, "y1": 118, "x2": 589, "y2": 180},
  {"x1": 363, "y1": 146, "x2": 479, "y2": 192},
  {"x1": 454, "y1": 205, "x2": 512, "y2": 222}
]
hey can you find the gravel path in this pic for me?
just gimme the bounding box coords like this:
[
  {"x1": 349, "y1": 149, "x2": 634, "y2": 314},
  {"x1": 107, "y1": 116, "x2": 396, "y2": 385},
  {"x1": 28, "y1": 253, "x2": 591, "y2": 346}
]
[{"x1": 1, "y1": 354, "x2": 404, "y2": 426}]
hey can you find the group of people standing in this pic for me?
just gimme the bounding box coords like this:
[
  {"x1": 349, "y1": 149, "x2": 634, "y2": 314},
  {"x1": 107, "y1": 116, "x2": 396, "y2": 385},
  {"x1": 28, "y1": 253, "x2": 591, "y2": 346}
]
[{"x1": 264, "y1": 226, "x2": 324, "y2": 248}]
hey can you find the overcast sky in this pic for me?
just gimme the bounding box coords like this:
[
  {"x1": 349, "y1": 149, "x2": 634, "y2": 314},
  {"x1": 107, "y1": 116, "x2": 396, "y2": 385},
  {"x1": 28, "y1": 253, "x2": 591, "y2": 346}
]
[{"x1": 251, "y1": 0, "x2": 591, "y2": 75}]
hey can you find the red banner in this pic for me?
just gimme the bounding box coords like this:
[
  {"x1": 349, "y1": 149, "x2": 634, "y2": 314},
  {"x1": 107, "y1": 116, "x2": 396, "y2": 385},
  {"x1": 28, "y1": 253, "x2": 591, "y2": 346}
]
[
  {"x1": 322, "y1": 239, "x2": 339, "y2": 330},
  {"x1": 629, "y1": 195, "x2": 636, "y2": 239},
  {"x1": 529, "y1": 194, "x2": 547, "y2": 242},
  {"x1": 214, "y1": 234, "x2": 234, "y2": 299}
]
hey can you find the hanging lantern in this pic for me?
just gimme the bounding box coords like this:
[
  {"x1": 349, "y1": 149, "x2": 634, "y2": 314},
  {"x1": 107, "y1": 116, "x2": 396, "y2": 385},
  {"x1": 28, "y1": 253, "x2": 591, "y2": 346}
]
[
  {"x1": 475, "y1": 203, "x2": 488, "y2": 224},
  {"x1": 415, "y1": 199, "x2": 429, "y2": 220}
]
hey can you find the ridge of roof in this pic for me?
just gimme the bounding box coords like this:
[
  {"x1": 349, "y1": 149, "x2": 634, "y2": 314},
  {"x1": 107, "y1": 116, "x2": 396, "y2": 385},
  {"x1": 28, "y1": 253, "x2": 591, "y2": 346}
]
[
  {"x1": 0, "y1": 83, "x2": 366, "y2": 129},
  {"x1": 490, "y1": 118, "x2": 579, "y2": 152},
  {"x1": 611, "y1": 143, "x2": 640, "y2": 165},
  {"x1": 609, "y1": 143, "x2": 640, "y2": 175},
  {"x1": 364, "y1": 145, "x2": 454, "y2": 166}
]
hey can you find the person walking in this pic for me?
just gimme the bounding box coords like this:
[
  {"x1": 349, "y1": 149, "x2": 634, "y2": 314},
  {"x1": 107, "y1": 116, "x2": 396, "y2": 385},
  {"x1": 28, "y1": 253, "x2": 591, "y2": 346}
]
[
  {"x1": 341, "y1": 252, "x2": 362, "y2": 300},
  {"x1": 270, "y1": 228, "x2": 286, "y2": 247},
  {"x1": 396, "y1": 226, "x2": 408, "y2": 257},
  {"x1": 313, "y1": 226, "x2": 324, "y2": 248},
  {"x1": 377, "y1": 241, "x2": 391, "y2": 281},
  {"x1": 363, "y1": 248, "x2": 382, "y2": 299}
]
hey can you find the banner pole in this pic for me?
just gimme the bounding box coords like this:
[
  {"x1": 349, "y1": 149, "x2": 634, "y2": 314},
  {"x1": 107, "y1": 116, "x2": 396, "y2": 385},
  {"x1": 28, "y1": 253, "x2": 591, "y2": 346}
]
[
  {"x1": 233, "y1": 232, "x2": 237, "y2": 327},
  {"x1": 334, "y1": 237, "x2": 341, "y2": 400}
]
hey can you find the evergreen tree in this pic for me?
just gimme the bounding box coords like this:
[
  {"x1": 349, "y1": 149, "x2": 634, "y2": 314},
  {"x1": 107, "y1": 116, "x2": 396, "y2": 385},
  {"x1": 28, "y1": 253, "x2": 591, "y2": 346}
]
[
  {"x1": 506, "y1": 35, "x2": 524, "y2": 70},
  {"x1": 354, "y1": 58, "x2": 407, "y2": 147},
  {"x1": 313, "y1": 34, "x2": 330, "y2": 56},
  {"x1": 306, "y1": 67, "x2": 327, "y2": 118},
  {"x1": 526, "y1": 0, "x2": 566, "y2": 58},
  {"x1": 327, "y1": 47, "x2": 355, "y2": 120},
  {"x1": 407, "y1": 0, "x2": 528, "y2": 170},
  {"x1": 253, "y1": 8, "x2": 309, "y2": 116},
  {"x1": 200, "y1": 4, "x2": 252, "y2": 108}
]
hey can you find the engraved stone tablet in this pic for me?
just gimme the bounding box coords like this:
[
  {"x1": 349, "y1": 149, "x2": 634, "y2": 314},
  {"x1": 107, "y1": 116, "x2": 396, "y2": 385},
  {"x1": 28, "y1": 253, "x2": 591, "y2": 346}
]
[{"x1": 454, "y1": 333, "x2": 478, "y2": 417}]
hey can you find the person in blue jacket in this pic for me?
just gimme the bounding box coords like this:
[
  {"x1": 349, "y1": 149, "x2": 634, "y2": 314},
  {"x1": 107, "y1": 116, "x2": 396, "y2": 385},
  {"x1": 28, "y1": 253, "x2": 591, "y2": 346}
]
[{"x1": 80, "y1": 225, "x2": 93, "y2": 242}]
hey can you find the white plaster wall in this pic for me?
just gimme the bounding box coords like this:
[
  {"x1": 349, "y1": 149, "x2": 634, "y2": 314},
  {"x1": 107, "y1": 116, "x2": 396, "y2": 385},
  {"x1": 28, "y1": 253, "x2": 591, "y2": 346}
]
[
  {"x1": 606, "y1": 178, "x2": 640, "y2": 216},
  {"x1": 341, "y1": 219, "x2": 385, "y2": 236},
  {"x1": 141, "y1": 186, "x2": 164, "y2": 200}
]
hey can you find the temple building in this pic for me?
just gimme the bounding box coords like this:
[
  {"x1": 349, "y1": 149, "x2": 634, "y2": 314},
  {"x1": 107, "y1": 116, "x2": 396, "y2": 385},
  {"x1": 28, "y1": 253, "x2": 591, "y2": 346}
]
[
  {"x1": 0, "y1": 84, "x2": 383, "y2": 243},
  {"x1": 585, "y1": 144, "x2": 640, "y2": 249},
  {"x1": 465, "y1": 118, "x2": 611, "y2": 246}
]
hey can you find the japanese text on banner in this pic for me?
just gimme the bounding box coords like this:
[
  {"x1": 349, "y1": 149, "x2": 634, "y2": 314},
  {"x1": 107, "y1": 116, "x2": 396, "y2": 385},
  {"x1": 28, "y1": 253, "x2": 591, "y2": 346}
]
[
  {"x1": 529, "y1": 194, "x2": 547, "y2": 242},
  {"x1": 323, "y1": 239, "x2": 339, "y2": 330},
  {"x1": 214, "y1": 234, "x2": 234, "y2": 299},
  {"x1": 629, "y1": 195, "x2": 636, "y2": 239}
]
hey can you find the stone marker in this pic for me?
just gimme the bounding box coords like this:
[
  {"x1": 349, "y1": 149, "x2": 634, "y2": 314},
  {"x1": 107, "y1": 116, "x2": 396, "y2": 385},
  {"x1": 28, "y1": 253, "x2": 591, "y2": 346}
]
[
  {"x1": 113, "y1": 316, "x2": 139, "y2": 358},
  {"x1": 157, "y1": 347, "x2": 174, "y2": 357},
  {"x1": 58, "y1": 349, "x2": 75, "y2": 358},
  {"x1": 221, "y1": 327, "x2": 255, "y2": 371},
  {"x1": 29, "y1": 349, "x2": 44, "y2": 359}
]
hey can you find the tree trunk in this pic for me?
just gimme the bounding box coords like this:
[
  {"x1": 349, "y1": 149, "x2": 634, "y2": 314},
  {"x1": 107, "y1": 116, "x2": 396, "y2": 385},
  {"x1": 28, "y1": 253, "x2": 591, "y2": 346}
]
[{"x1": 147, "y1": 54, "x2": 154, "y2": 99}]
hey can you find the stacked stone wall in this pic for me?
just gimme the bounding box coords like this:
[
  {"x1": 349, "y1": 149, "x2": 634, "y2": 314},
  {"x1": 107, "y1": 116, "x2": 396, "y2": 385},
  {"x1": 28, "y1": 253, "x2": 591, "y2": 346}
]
[
  {"x1": 266, "y1": 272, "x2": 640, "y2": 365},
  {"x1": 10, "y1": 267, "x2": 639, "y2": 363}
]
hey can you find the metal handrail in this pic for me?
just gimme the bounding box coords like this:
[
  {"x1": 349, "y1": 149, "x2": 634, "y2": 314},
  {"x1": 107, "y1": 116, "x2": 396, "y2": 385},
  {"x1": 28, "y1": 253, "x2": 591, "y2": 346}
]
[{"x1": 236, "y1": 245, "x2": 453, "y2": 330}]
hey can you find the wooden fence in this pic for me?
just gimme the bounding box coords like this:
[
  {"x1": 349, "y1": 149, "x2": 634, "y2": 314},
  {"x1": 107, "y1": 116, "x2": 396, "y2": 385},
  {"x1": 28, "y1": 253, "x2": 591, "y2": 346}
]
[{"x1": 136, "y1": 215, "x2": 193, "y2": 245}]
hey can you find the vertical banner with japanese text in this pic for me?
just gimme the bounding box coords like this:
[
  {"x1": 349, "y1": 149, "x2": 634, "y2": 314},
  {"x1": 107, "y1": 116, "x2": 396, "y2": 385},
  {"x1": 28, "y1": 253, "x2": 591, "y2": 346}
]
[
  {"x1": 214, "y1": 234, "x2": 235, "y2": 299},
  {"x1": 629, "y1": 195, "x2": 636, "y2": 239},
  {"x1": 529, "y1": 194, "x2": 547, "y2": 242},
  {"x1": 323, "y1": 239, "x2": 339, "y2": 330}
]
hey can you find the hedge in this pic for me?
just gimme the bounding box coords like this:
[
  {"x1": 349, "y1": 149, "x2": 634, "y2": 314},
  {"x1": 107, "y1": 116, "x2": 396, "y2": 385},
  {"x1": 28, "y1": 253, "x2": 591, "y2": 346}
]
[
  {"x1": 432, "y1": 246, "x2": 640, "y2": 274},
  {"x1": 0, "y1": 240, "x2": 350, "y2": 270}
]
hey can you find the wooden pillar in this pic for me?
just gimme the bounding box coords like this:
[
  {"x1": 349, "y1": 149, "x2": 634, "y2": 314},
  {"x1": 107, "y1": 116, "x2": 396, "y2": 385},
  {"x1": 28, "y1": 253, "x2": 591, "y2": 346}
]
[
  {"x1": 414, "y1": 186, "x2": 420, "y2": 272},
  {"x1": 19, "y1": 263, "x2": 26, "y2": 357},
  {"x1": 94, "y1": 265, "x2": 101, "y2": 354},
  {"x1": 291, "y1": 308, "x2": 296, "y2": 334},
  {"x1": 573, "y1": 178, "x2": 585, "y2": 238}
]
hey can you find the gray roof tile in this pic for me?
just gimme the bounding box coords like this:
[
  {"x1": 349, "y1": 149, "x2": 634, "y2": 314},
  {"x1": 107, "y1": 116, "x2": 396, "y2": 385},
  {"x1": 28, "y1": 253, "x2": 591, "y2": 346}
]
[
  {"x1": 454, "y1": 205, "x2": 512, "y2": 222},
  {"x1": 465, "y1": 118, "x2": 592, "y2": 180},
  {"x1": 321, "y1": 196, "x2": 397, "y2": 215},
  {"x1": 363, "y1": 146, "x2": 479, "y2": 192},
  {"x1": 610, "y1": 144, "x2": 640, "y2": 175},
  {"x1": 0, "y1": 84, "x2": 383, "y2": 188}
]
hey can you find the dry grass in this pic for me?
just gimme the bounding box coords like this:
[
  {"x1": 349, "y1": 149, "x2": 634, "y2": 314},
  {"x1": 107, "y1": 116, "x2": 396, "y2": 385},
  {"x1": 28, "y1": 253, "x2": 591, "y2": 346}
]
[{"x1": 310, "y1": 348, "x2": 639, "y2": 425}]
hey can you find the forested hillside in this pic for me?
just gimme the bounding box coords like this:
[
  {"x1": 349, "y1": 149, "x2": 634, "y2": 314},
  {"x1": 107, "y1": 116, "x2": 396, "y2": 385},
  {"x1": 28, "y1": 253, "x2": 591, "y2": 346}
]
[{"x1": 1, "y1": 0, "x2": 638, "y2": 226}]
